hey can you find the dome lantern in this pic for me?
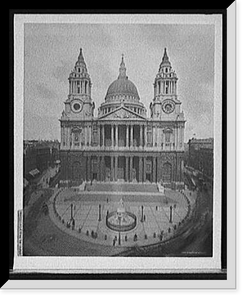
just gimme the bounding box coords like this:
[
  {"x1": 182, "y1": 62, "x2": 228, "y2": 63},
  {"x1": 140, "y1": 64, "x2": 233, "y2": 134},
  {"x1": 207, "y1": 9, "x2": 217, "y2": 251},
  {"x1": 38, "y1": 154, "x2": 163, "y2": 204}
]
[
  {"x1": 104, "y1": 55, "x2": 140, "y2": 102},
  {"x1": 118, "y1": 54, "x2": 127, "y2": 79}
]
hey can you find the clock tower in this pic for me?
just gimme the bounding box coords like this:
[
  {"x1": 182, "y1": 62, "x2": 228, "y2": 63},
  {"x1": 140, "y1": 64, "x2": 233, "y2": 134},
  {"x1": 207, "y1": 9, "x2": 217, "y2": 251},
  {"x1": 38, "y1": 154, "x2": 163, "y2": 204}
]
[
  {"x1": 61, "y1": 48, "x2": 95, "y2": 122},
  {"x1": 150, "y1": 48, "x2": 183, "y2": 122},
  {"x1": 149, "y1": 48, "x2": 186, "y2": 188}
]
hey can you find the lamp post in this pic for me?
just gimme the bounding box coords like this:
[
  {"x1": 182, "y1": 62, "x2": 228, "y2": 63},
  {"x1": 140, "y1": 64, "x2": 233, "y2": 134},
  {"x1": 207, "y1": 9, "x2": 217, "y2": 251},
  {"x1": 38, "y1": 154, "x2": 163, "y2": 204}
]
[
  {"x1": 141, "y1": 205, "x2": 144, "y2": 222},
  {"x1": 169, "y1": 205, "x2": 173, "y2": 223},
  {"x1": 70, "y1": 203, "x2": 73, "y2": 222},
  {"x1": 98, "y1": 204, "x2": 101, "y2": 222}
]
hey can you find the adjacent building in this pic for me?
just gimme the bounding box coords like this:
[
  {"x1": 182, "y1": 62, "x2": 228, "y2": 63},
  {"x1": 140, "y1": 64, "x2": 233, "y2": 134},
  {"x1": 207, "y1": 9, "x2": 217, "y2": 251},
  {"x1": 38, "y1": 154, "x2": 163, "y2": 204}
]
[
  {"x1": 188, "y1": 138, "x2": 214, "y2": 180},
  {"x1": 24, "y1": 140, "x2": 60, "y2": 178},
  {"x1": 59, "y1": 48, "x2": 186, "y2": 189}
]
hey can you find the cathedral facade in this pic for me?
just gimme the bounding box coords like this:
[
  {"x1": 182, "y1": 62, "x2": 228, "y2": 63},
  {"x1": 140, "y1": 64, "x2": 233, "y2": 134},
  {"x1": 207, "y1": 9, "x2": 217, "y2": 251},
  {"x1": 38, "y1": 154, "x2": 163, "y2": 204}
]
[{"x1": 59, "y1": 48, "x2": 186, "y2": 189}]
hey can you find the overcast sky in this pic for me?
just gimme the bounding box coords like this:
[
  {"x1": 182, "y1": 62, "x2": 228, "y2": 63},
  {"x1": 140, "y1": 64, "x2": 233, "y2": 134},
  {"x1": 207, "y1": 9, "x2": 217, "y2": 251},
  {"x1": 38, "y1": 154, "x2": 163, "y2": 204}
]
[{"x1": 24, "y1": 22, "x2": 215, "y2": 142}]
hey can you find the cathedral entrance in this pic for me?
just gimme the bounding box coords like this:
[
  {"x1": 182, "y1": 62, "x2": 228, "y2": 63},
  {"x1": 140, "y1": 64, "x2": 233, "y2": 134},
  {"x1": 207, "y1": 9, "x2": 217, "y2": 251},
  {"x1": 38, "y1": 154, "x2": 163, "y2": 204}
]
[
  {"x1": 91, "y1": 156, "x2": 98, "y2": 181},
  {"x1": 133, "y1": 156, "x2": 139, "y2": 182},
  {"x1": 117, "y1": 156, "x2": 125, "y2": 181},
  {"x1": 161, "y1": 162, "x2": 172, "y2": 182},
  {"x1": 118, "y1": 125, "x2": 126, "y2": 147},
  {"x1": 104, "y1": 156, "x2": 111, "y2": 181},
  {"x1": 72, "y1": 161, "x2": 81, "y2": 181}
]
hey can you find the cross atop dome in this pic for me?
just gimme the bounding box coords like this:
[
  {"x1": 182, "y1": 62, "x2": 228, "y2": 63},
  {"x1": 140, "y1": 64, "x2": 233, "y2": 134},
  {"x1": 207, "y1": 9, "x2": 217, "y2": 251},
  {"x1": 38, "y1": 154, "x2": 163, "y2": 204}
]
[{"x1": 118, "y1": 53, "x2": 127, "y2": 79}]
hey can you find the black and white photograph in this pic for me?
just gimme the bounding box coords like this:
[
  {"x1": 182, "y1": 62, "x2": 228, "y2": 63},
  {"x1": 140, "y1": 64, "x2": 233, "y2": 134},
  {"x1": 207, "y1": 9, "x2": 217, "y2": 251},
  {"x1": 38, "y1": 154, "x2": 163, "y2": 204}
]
[
  {"x1": 22, "y1": 22, "x2": 216, "y2": 258},
  {"x1": 9, "y1": 8, "x2": 237, "y2": 287}
]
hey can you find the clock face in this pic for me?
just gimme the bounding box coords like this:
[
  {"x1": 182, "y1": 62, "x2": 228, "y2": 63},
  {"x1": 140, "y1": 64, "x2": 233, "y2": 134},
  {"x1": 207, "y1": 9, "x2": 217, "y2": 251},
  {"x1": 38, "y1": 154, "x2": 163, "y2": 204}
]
[
  {"x1": 162, "y1": 100, "x2": 175, "y2": 114},
  {"x1": 71, "y1": 100, "x2": 83, "y2": 113}
]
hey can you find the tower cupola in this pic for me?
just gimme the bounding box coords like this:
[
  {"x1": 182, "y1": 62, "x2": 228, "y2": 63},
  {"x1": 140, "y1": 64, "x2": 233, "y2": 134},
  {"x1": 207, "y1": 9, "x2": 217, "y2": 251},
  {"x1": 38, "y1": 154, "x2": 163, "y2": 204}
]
[
  {"x1": 118, "y1": 54, "x2": 127, "y2": 79},
  {"x1": 68, "y1": 48, "x2": 92, "y2": 98},
  {"x1": 153, "y1": 48, "x2": 178, "y2": 100}
]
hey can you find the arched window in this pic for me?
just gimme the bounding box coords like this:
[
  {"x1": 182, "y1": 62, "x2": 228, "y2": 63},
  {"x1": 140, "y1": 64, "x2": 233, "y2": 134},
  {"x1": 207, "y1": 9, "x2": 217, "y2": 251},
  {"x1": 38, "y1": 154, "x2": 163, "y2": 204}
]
[
  {"x1": 163, "y1": 128, "x2": 173, "y2": 144},
  {"x1": 165, "y1": 81, "x2": 169, "y2": 94}
]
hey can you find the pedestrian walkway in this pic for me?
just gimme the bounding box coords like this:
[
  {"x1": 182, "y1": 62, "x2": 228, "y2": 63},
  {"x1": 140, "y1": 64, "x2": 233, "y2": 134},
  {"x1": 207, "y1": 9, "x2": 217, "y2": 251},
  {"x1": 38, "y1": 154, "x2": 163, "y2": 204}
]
[{"x1": 49, "y1": 186, "x2": 192, "y2": 249}]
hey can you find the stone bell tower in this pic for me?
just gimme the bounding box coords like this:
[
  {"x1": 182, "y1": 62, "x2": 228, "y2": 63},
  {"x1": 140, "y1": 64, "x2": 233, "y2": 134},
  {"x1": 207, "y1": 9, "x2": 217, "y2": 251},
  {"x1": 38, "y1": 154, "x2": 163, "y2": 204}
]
[
  {"x1": 149, "y1": 48, "x2": 186, "y2": 188},
  {"x1": 150, "y1": 48, "x2": 183, "y2": 121},
  {"x1": 61, "y1": 48, "x2": 95, "y2": 122}
]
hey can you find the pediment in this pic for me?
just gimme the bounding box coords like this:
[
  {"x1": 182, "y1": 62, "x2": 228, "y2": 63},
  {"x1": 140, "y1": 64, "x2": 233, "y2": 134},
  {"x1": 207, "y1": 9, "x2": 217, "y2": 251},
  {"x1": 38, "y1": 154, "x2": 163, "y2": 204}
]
[{"x1": 98, "y1": 106, "x2": 147, "y2": 120}]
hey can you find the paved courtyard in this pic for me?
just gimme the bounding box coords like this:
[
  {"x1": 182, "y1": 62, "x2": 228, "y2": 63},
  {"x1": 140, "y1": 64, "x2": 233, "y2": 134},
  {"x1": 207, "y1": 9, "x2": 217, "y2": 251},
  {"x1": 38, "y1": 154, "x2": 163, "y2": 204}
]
[{"x1": 49, "y1": 183, "x2": 193, "y2": 248}]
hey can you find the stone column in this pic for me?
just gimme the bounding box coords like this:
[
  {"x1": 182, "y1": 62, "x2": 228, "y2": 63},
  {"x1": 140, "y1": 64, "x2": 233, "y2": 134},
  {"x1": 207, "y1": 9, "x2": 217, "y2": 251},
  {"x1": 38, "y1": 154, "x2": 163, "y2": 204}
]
[
  {"x1": 139, "y1": 157, "x2": 143, "y2": 183},
  {"x1": 87, "y1": 156, "x2": 91, "y2": 181},
  {"x1": 98, "y1": 125, "x2": 101, "y2": 147},
  {"x1": 144, "y1": 125, "x2": 147, "y2": 147},
  {"x1": 111, "y1": 124, "x2": 114, "y2": 148},
  {"x1": 181, "y1": 126, "x2": 184, "y2": 150},
  {"x1": 174, "y1": 125, "x2": 177, "y2": 149},
  {"x1": 116, "y1": 124, "x2": 119, "y2": 148},
  {"x1": 140, "y1": 124, "x2": 143, "y2": 147},
  {"x1": 155, "y1": 125, "x2": 158, "y2": 147},
  {"x1": 126, "y1": 125, "x2": 129, "y2": 147},
  {"x1": 97, "y1": 156, "x2": 100, "y2": 181},
  {"x1": 157, "y1": 126, "x2": 161, "y2": 148},
  {"x1": 130, "y1": 124, "x2": 133, "y2": 147},
  {"x1": 130, "y1": 156, "x2": 133, "y2": 182},
  {"x1": 101, "y1": 156, "x2": 105, "y2": 181},
  {"x1": 98, "y1": 156, "x2": 101, "y2": 181},
  {"x1": 111, "y1": 156, "x2": 114, "y2": 181},
  {"x1": 102, "y1": 124, "x2": 105, "y2": 148},
  {"x1": 89, "y1": 125, "x2": 92, "y2": 146},
  {"x1": 153, "y1": 157, "x2": 156, "y2": 183},
  {"x1": 151, "y1": 125, "x2": 154, "y2": 147},
  {"x1": 143, "y1": 157, "x2": 146, "y2": 182},
  {"x1": 178, "y1": 125, "x2": 181, "y2": 149},
  {"x1": 60, "y1": 125, "x2": 64, "y2": 147},
  {"x1": 69, "y1": 81, "x2": 71, "y2": 94},
  {"x1": 115, "y1": 156, "x2": 118, "y2": 181},
  {"x1": 68, "y1": 127, "x2": 71, "y2": 148},
  {"x1": 125, "y1": 156, "x2": 129, "y2": 181}
]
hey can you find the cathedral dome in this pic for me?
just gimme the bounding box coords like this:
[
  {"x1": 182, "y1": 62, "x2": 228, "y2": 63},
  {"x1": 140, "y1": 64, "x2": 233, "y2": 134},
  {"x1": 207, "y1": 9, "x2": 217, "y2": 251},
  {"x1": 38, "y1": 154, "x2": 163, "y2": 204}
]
[
  {"x1": 106, "y1": 77, "x2": 140, "y2": 101},
  {"x1": 105, "y1": 55, "x2": 140, "y2": 102}
]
